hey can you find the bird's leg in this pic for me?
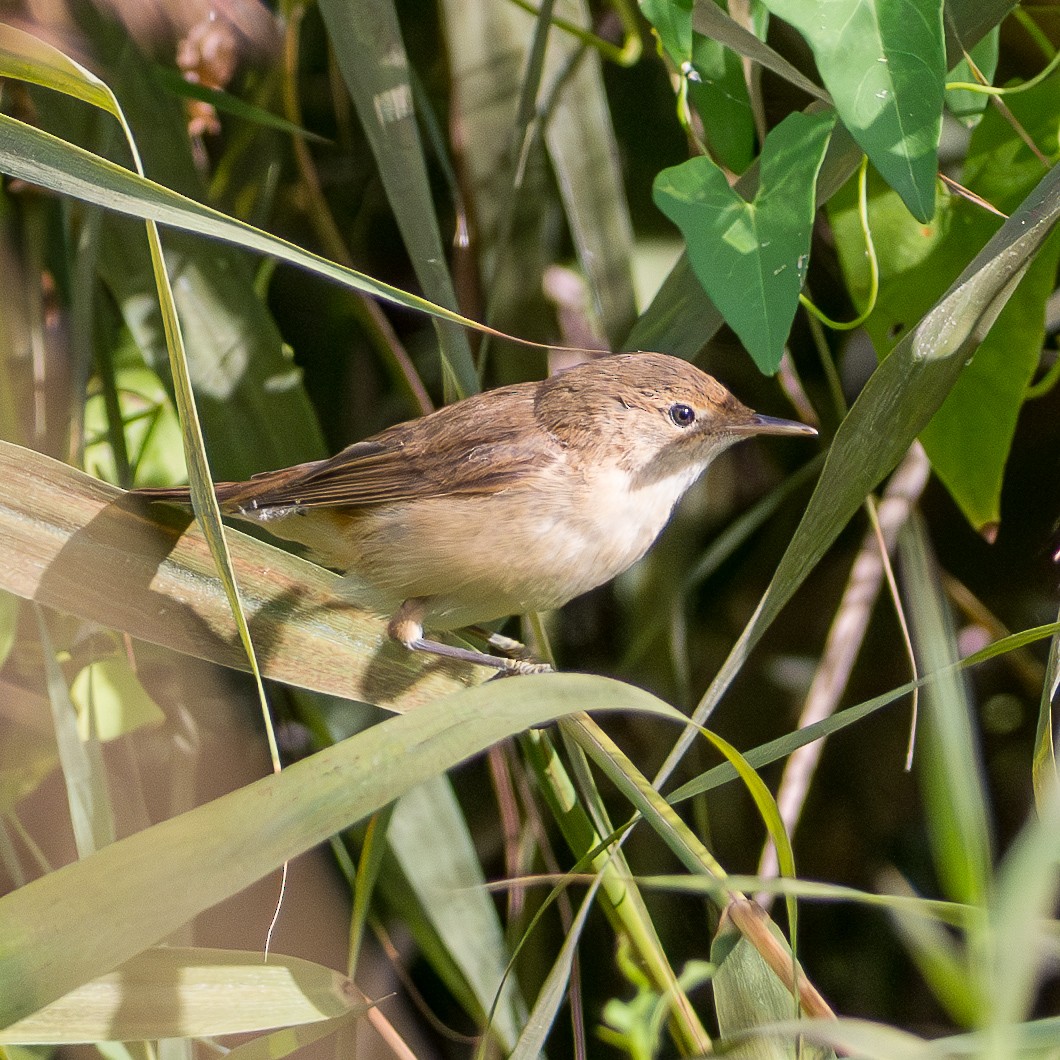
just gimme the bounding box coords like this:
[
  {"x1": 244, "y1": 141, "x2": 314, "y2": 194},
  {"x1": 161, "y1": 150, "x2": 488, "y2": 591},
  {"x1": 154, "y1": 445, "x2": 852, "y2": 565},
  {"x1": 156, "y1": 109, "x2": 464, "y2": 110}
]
[
  {"x1": 466, "y1": 626, "x2": 539, "y2": 661},
  {"x1": 388, "y1": 599, "x2": 552, "y2": 675}
]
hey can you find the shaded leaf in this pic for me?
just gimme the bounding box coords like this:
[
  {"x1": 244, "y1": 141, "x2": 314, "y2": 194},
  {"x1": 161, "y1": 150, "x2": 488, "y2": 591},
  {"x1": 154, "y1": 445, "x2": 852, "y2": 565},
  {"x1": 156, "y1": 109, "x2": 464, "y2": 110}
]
[
  {"x1": 689, "y1": 16, "x2": 760, "y2": 173},
  {"x1": 627, "y1": 1, "x2": 1008, "y2": 357},
  {"x1": 317, "y1": 0, "x2": 477, "y2": 397},
  {"x1": 987, "y1": 777, "x2": 1060, "y2": 1028},
  {"x1": 830, "y1": 80, "x2": 1060, "y2": 529},
  {"x1": 644, "y1": 0, "x2": 695, "y2": 64},
  {"x1": 70, "y1": 657, "x2": 165, "y2": 742},
  {"x1": 899, "y1": 519, "x2": 993, "y2": 909},
  {"x1": 691, "y1": 0, "x2": 829, "y2": 105},
  {"x1": 946, "y1": 27, "x2": 999, "y2": 124},
  {"x1": 655, "y1": 157, "x2": 1060, "y2": 777},
  {"x1": 511, "y1": 880, "x2": 601, "y2": 1059},
  {"x1": 712, "y1": 912, "x2": 832, "y2": 1059},
  {"x1": 0, "y1": 673, "x2": 684, "y2": 1027},
  {"x1": 0, "y1": 115, "x2": 521, "y2": 353},
  {"x1": 544, "y1": 0, "x2": 638, "y2": 344},
  {"x1": 388, "y1": 777, "x2": 525, "y2": 1048}
]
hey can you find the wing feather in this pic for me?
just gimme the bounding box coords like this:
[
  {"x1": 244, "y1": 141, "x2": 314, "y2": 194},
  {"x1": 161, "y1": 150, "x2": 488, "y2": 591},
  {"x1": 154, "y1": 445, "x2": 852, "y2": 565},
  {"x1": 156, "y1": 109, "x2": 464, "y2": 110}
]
[{"x1": 221, "y1": 384, "x2": 558, "y2": 514}]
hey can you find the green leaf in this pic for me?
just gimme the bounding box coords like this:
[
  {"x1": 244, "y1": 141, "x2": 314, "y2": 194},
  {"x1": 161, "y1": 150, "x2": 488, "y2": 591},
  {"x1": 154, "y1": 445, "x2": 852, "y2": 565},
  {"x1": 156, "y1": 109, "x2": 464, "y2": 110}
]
[
  {"x1": 543, "y1": 1, "x2": 638, "y2": 344},
  {"x1": 627, "y1": 117, "x2": 863, "y2": 358},
  {"x1": 644, "y1": 0, "x2": 694, "y2": 63},
  {"x1": 317, "y1": 0, "x2": 477, "y2": 398},
  {"x1": 1032, "y1": 607, "x2": 1060, "y2": 810},
  {"x1": 0, "y1": 947, "x2": 360, "y2": 1042},
  {"x1": 0, "y1": 673, "x2": 685, "y2": 1027},
  {"x1": 761, "y1": 0, "x2": 945, "y2": 221},
  {"x1": 220, "y1": 1014, "x2": 352, "y2": 1060},
  {"x1": 0, "y1": 115, "x2": 523, "y2": 361},
  {"x1": 0, "y1": 692, "x2": 60, "y2": 818},
  {"x1": 82, "y1": 353, "x2": 188, "y2": 487},
  {"x1": 830, "y1": 79, "x2": 1060, "y2": 530},
  {"x1": 712, "y1": 915, "x2": 831, "y2": 1059},
  {"x1": 35, "y1": 611, "x2": 115, "y2": 858},
  {"x1": 986, "y1": 778, "x2": 1060, "y2": 1028},
  {"x1": 691, "y1": 0, "x2": 829, "y2": 105},
  {"x1": 946, "y1": 27, "x2": 999, "y2": 124},
  {"x1": 734, "y1": 1016, "x2": 930, "y2": 1058},
  {"x1": 888, "y1": 897, "x2": 979, "y2": 1026},
  {"x1": 899, "y1": 516, "x2": 993, "y2": 909},
  {"x1": 653, "y1": 111, "x2": 834, "y2": 372},
  {"x1": 12, "y1": 16, "x2": 326, "y2": 480},
  {"x1": 0, "y1": 590, "x2": 16, "y2": 671},
  {"x1": 0, "y1": 440, "x2": 480, "y2": 711},
  {"x1": 654, "y1": 157, "x2": 1060, "y2": 780},
  {"x1": 919, "y1": 241, "x2": 1060, "y2": 532},
  {"x1": 0, "y1": 22, "x2": 118, "y2": 115},
  {"x1": 628, "y1": 3, "x2": 1006, "y2": 358},
  {"x1": 511, "y1": 881, "x2": 601, "y2": 1059},
  {"x1": 388, "y1": 777, "x2": 525, "y2": 1048},
  {"x1": 666, "y1": 619, "x2": 1060, "y2": 804},
  {"x1": 148, "y1": 65, "x2": 329, "y2": 143},
  {"x1": 70, "y1": 657, "x2": 165, "y2": 742},
  {"x1": 688, "y1": 20, "x2": 759, "y2": 173}
]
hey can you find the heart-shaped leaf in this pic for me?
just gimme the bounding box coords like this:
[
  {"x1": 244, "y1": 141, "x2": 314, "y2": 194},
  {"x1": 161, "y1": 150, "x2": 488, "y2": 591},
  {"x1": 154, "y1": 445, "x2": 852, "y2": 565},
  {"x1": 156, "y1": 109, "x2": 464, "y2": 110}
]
[
  {"x1": 653, "y1": 111, "x2": 835, "y2": 373},
  {"x1": 762, "y1": 0, "x2": 945, "y2": 222}
]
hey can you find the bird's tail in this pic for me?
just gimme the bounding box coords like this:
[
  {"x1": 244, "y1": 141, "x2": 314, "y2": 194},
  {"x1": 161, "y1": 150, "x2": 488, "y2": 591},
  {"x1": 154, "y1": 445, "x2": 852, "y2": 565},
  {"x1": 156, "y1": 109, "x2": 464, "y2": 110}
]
[{"x1": 133, "y1": 482, "x2": 247, "y2": 510}]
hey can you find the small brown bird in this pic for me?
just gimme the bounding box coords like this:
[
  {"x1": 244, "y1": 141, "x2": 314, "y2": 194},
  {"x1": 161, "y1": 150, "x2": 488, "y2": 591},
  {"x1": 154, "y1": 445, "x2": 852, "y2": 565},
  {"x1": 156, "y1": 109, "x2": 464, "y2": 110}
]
[{"x1": 138, "y1": 353, "x2": 815, "y2": 673}]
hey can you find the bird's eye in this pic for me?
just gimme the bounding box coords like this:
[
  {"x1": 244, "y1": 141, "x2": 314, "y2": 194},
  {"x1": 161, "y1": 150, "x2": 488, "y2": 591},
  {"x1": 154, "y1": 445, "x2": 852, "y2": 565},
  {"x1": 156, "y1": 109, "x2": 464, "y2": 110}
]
[{"x1": 669, "y1": 403, "x2": 696, "y2": 427}]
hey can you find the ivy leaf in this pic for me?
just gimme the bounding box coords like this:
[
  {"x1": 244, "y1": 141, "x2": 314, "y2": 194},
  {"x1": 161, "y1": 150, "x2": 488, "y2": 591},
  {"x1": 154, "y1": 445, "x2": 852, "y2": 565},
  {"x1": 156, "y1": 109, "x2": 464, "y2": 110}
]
[
  {"x1": 642, "y1": 0, "x2": 694, "y2": 64},
  {"x1": 830, "y1": 79, "x2": 1060, "y2": 531},
  {"x1": 687, "y1": 3, "x2": 766, "y2": 173},
  {"x1": 763, "y1": 0, "x2": 945, "y2": 222},
  {"x1": 653, "y1": 111, "x2": 834, "y2": 373}
]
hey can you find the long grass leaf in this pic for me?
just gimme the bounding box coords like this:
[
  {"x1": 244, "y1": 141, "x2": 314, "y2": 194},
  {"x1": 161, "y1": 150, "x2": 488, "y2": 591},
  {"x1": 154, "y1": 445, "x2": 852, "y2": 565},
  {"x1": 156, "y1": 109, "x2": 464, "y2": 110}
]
[
  {"x1": 0, "y1": 440, "x2": 480, "y2": 710},
  {"x1": 0, "y1": 114, "x2": 538, "y2": 348},
  {"x1": 0, "y1": 673, "x2": 685, "y2": 1027}
]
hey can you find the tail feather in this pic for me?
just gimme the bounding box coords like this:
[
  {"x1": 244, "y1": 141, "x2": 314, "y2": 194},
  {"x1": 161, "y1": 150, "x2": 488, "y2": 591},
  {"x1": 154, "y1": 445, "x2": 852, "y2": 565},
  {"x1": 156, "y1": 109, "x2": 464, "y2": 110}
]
[{"x1": 133, "y1": 481, "x2": 248, "y2": 509}]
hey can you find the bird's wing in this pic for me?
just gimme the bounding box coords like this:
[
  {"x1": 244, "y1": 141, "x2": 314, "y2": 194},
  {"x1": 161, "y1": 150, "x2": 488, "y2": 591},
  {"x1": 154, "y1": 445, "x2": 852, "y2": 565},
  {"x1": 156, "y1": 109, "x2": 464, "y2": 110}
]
[{"x1": 223, "y1": 387, "x2": 557, "y2": 513}]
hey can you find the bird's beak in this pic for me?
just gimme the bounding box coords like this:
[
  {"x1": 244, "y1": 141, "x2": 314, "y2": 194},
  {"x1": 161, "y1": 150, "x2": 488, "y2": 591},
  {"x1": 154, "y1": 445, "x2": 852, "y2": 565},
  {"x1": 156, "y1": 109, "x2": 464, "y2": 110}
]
[{"x1": 728, "y1": 412, "x2": 818, "y2": 437}]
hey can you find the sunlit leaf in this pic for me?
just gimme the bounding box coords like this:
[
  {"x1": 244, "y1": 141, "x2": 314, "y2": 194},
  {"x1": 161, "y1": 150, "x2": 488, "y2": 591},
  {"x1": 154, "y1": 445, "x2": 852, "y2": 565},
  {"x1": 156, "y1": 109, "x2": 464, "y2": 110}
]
[
  {"x1": 0, "y1": 440, "x2": 481, "y2": 711},
  {"x1": 0, "y1": 948, "x2": 360, "y2": 1042},
  {"x1": 70, "y1": 657, "x2": 165, "y2": 742},
  {"x1": 655, "y1": 159, "x2": 1060, "y2": 778},
  {"x1": 762, "y1": 0, "x2": 944, "y2": 221},
  {"x1": 653, "y1": 111, "x2": 834, "y2": 372},
  {"x1": 0, "y1": 674, "x2": 685, "y2": 1027},
  {"x1": 830, "y1": 79, "x2": 1060, "y2": 530}
]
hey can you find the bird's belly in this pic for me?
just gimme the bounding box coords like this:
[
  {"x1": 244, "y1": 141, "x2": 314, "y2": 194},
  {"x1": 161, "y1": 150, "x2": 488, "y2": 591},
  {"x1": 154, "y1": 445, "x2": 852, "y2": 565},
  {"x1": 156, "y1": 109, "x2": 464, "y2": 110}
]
[{"x1": 258, "y1": 470, "x2": 688, "y2": 629}]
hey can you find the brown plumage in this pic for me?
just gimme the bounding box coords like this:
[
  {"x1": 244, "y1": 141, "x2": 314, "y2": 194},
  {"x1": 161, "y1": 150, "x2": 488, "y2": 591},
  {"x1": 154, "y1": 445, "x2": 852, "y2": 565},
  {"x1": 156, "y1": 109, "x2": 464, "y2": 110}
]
[{"x1": 136, "y1": 352, "x2": 815, "y2": 672}]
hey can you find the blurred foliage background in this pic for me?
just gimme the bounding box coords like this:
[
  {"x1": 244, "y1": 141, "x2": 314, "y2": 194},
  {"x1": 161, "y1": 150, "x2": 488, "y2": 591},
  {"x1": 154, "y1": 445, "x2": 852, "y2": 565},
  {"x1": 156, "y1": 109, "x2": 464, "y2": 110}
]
[{"x1": 0, "y1": 0, "x2": 1058, "y2": 1056}]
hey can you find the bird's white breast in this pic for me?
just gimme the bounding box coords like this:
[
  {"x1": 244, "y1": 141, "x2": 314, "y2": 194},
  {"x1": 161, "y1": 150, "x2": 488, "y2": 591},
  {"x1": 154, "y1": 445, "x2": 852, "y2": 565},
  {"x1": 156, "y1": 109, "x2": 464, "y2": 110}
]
[
  {"x1": 266, "y1": 454, "x2": 710, "y2": 630},
  {"x1": 563, "y1": 460, "x2": 704, "y2": 585}
]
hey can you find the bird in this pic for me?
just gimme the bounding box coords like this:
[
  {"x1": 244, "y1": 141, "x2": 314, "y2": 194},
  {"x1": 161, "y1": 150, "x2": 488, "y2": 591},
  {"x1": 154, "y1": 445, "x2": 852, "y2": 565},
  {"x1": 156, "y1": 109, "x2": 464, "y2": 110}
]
[{"x1": 136, "y1": 352, "x2": 816, "y2": 673}]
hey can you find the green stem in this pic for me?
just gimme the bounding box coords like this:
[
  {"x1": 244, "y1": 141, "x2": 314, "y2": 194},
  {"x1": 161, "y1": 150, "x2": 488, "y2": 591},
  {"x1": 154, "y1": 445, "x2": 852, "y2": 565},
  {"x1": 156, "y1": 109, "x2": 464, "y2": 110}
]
[{"x1": 519, "y1": 727, "x2": 713, "y2": 1055}]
